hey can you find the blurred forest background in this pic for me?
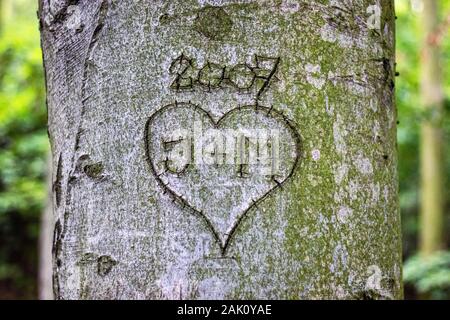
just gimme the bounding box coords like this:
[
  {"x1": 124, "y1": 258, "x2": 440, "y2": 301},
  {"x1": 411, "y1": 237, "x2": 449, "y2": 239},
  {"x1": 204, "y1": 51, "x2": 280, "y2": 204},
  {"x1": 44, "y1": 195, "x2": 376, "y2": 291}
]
[{"x1": 0, "y1": 0, "x2": 449, "y2": 299}]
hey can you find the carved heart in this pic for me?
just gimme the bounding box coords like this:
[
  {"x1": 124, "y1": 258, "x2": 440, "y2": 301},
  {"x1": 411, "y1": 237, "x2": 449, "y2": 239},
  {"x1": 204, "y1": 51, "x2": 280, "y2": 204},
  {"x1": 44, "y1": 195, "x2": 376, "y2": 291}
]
[{"x1": 144, "y1": 102, "x2": 300, "y2": 254}]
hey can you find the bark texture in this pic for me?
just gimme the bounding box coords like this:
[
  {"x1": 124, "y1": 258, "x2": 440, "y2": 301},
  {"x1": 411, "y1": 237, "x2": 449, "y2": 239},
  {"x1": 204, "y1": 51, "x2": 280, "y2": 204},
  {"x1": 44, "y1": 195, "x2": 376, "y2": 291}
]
[{"x1": 40, "y1": 0, "x2": 402, "y2": 299}]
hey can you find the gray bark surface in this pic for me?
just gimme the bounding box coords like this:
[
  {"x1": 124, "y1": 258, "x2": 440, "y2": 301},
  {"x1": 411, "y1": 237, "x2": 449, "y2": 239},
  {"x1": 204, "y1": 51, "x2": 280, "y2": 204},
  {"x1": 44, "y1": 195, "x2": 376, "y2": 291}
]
[{"x1": 39, "y1": 0, "x2": 402, "y2": 299}]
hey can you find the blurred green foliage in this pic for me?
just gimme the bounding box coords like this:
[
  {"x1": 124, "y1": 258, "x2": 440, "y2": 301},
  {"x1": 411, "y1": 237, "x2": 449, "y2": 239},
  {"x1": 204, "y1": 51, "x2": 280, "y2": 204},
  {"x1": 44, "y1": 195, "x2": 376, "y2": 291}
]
[
  {"x1": 404, "y1": 251, "x2": 450, "y2": 299},
  {"x1": 0, "y1": 0, "x2": 47, "y2": 298},
  {"x1": 396, "y1": 0, "x2": 450, "y2": 299},
  {"x1": 0, "y1": 0, "x2": 448, "y2": 299}
]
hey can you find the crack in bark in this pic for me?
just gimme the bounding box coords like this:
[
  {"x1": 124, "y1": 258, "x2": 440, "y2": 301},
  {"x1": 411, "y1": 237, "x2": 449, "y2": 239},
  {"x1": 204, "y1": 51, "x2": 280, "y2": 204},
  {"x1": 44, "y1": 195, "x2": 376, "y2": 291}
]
[
  {"x1": 53, "y1": 153, "x2": 63, "y2": 207},
  {"x1": 51, "y1": 219, "x2": 62, "y2": 298}
]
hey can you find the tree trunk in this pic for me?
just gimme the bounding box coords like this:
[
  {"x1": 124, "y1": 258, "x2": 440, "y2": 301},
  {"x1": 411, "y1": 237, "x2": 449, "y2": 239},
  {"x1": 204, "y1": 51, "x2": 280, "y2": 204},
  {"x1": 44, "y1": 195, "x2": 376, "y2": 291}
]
[
  {"x1": 39, "y1": 0, "x2": 402, "y2": 300},
  {"x1": 38, "y1": 154, "x2": 54, "y2": 300},
  {"x1": 419, "y1": 0, "x2": 445, "y2": 256}
]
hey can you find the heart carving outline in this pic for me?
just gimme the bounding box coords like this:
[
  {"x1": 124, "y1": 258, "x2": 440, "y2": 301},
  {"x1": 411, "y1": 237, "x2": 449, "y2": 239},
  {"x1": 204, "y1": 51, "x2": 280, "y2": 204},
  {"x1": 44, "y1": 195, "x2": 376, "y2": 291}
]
[{"x1": 144, "y1": 102, "x2": 301, "y2": 255}]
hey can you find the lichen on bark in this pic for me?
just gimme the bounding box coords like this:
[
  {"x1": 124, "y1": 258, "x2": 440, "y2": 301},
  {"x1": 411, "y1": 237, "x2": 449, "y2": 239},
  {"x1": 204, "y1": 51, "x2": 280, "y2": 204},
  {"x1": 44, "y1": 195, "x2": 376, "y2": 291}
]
[{"x1": 40, "y1": 0, "x2": 402, "y2": 299}]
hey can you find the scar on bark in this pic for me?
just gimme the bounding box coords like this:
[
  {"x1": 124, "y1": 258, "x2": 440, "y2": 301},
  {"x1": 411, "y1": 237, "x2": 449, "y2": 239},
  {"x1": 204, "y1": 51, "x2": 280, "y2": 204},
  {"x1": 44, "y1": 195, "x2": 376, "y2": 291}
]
[
  {"x1": 75, "y1": 0, "x2": 109, "y2": 159},
  {"x1": 193, "y1": 6, "x2": 233, "y2": 41},
  {"x1": 53, "y1": 153, "x2": 63, "y2": 207},
  {"x1": 52, "y1": 219, "x2": 62, "y2": 298},
  {"x1": 83, "y1": 162, "x2": 104, "y2": 179},
  {"x1": 81, "y1": 0, "x2": 109, "y2": 100},
  {"x1": 40, "y1": 0, "x2": 81, "y2": 29},
  {"x1": 97, "y1": 255, "x2": 117, "y2": 276}
]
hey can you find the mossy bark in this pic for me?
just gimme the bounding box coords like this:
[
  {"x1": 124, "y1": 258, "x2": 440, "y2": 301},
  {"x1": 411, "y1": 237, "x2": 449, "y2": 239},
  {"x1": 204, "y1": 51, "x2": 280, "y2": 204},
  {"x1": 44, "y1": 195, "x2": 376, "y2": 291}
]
[{"x1": 40, "y1": 0, "x2": 402, "y2": 299}]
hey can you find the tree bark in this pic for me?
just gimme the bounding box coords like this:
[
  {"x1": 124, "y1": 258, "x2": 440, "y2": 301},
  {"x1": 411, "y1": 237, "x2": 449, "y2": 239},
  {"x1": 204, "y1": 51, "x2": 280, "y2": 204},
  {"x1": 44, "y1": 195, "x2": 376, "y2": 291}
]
[
  {"x1": 39, "y1": 0, "x2": 402, "y2": 299},
  {"x1": 419, "y1": 0, "x2": 445, "y2": 256}
]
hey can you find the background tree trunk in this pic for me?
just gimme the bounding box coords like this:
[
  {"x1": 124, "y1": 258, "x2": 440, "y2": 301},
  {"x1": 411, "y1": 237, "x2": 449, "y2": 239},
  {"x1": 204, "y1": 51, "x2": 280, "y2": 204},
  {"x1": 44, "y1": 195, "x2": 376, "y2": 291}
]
[
  {"x1": 0, "y1": 0, "x2": 11, "y2": 34},
  {"x1": 38, "y1": 154, "x2": 54, "y2": 300},
  {"x1": 419, "y1": 0, "x2": 445, "y2": 256},
  {"x1": 39, "y1": 0, "x2": 402, "y2": 299}
]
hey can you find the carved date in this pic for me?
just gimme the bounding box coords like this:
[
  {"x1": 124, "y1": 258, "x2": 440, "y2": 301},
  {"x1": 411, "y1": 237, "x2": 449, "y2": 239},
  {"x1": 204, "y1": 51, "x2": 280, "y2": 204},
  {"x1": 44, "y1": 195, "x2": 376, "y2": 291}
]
[{"x1": 169, "y1": 54, "x2": 280, "y2": 99}]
